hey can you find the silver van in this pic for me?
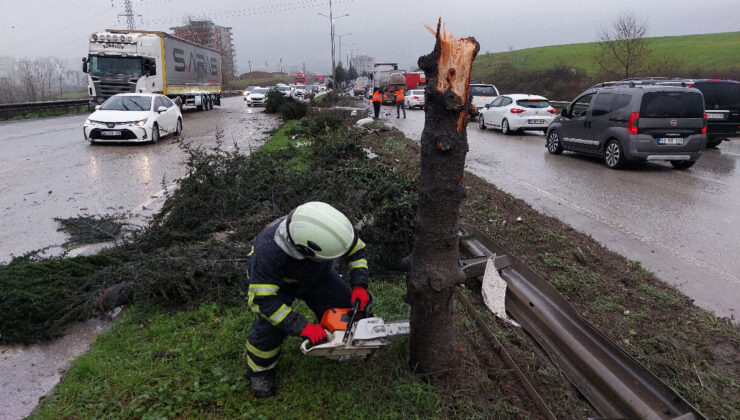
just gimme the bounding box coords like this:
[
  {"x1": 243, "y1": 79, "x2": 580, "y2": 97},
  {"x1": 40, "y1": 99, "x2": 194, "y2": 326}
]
[{"x1": 546, "y1": 85, "x2": 707, "y2": 169}]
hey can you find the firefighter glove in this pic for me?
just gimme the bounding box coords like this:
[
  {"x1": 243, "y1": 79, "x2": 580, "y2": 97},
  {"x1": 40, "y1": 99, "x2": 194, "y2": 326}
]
[
  {"x1": 351, "y1": 286, "x2": 370, "y2": 311},
  {"x1": 300, "y1": 323, "x2": 327, "y2": 345}
]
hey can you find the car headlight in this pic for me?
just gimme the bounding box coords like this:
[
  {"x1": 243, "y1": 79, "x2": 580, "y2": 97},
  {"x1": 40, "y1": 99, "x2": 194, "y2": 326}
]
[
  {"x1": 134, "y1": 118, "x2": 147, "y2": 127},
  {"x1": 84, "y1": 119, "x2": 91, "y2": 125}
]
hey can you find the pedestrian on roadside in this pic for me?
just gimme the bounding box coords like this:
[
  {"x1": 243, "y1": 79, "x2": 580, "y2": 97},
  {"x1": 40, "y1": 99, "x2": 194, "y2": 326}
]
[
  {"x1": 372, "y1": 88, "x2": 383, "y2": 118},
  {"x1": 394, "y1": 87, "x2": 406, "y2": 119},
  {"x1": 243, "y1": 201, "x2": 371, "y2": 398}
]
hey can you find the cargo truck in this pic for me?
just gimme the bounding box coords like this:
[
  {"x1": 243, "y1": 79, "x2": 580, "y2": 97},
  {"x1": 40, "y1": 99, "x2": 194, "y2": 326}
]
[{"x1": 82, "y1": 29, "x2": 222, "y2": 111}]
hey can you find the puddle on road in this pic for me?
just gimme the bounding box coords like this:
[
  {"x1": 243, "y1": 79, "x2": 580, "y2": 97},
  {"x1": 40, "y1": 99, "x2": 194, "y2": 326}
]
[{"x1": 0, "y1": 318, "x2": 112, "y2": 420}]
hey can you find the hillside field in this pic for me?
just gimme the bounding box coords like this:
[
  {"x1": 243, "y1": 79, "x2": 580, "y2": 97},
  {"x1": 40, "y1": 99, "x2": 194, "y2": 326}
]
[{"x1": 473, "y1": 31, "x2": 740, "y2": 78}]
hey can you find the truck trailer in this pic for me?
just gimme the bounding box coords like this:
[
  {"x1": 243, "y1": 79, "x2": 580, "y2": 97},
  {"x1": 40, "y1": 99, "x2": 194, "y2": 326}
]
[{"x1": 82, "y1": 29, "x2": 222, "y2": 111}]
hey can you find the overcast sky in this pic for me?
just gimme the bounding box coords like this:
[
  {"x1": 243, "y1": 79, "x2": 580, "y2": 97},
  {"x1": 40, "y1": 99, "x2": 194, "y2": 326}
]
[{"x1": 1, "y1": 0, "x2": 739, "y2": 73}]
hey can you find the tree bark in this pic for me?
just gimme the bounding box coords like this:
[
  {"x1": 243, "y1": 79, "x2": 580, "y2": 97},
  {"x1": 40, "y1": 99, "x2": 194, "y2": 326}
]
[{"x1": 406, "y1": 19, "x2": 478, "y2": 374}]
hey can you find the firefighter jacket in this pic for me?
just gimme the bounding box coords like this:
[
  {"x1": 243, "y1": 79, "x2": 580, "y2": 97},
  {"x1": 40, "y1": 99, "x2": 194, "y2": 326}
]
[
  {"x1": 245, "y1": 217, "x2": 369, "y2": 336},
  {"x1": 372, "y1": 91, "x2": 383, "y2": 102},
  {"x1": 395, "y1": 89, "x2": 405, "y2": 102}
]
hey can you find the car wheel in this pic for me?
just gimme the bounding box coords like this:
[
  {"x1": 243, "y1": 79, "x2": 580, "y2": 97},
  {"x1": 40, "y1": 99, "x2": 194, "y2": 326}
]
[
  {"x1": 501, "y1": 119, "x2": 510, "y2": 135},
  {"x1": 670, "y1": 160, "x2": 696, "y2": 170},
  {"x1": 546, "y1": 130, "x2": 563, "y2": 154},
  {"x1": 604, "y1": 139, "x2": 625, "y2": 169},
  {"x1": 706, "y1": 138, "x2": 723, "y2": 148},
  {"x1": 479, "y1": 115, "x2": 486, "y2": 130},
  {"x1": 175, "y1": 118, "x2": 182, "y2": 136},
  {"x1": 151, "y1": 123, "x2": 160, "y2": 144}
]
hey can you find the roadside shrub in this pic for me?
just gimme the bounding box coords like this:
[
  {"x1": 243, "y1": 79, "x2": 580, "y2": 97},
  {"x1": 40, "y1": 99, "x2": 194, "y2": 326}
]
[
  {"x1": 264, "y1": 89, "x2": 287, "y2": 113},
  {"x1": 279, "y1": 99, "x2": 308, "y2": 120}
]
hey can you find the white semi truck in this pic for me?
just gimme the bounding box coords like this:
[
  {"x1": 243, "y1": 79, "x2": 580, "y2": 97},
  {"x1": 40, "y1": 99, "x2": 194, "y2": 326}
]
[{"x1": 82, "y1": 29, "x2": 222, "y2": 110}]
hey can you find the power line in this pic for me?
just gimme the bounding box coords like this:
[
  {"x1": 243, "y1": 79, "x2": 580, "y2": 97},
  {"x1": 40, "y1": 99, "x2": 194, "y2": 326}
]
[
  {"x1": 0, "y1": 7, "x2": 115, "y2": 55},
  {"x1": 145, "y1": 0, "x2": 355, "y2": 25}
]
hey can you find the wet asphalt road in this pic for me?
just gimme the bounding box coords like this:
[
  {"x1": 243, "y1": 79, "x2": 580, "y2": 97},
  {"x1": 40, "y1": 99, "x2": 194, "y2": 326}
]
[
  {"x1": 385, "y1": 106, "x2": 739, "y2": 320},
  {"x1": 0, "y1": 96, "x2": 278, "y2": 263}
]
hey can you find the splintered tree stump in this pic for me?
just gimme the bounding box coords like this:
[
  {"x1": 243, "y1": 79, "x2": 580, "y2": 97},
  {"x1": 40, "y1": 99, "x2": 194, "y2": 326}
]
[{"x1": 405, "y1": 19, "x2": 479, "y2": 374}]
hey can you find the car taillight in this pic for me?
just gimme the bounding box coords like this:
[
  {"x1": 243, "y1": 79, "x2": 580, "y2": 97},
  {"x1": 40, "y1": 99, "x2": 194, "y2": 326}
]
[
  {"x1": 628, "y1": 112, "x2": 639, "y2": 134},
  {"x1": 547, "y1": 108, "x2": 556, "y2": 114},
  {"x1": 412, "y1": 96, "x2": 419, "y2": 99},
  {"x1": 702, "y1": 112, "x2": 708, "y2": 135},
  {"x1": 510, "y1": 108, "x2": 525, "y2": 114},
  {"x1": 709, "y1": 78, "x2": 722, "y2": 81}
]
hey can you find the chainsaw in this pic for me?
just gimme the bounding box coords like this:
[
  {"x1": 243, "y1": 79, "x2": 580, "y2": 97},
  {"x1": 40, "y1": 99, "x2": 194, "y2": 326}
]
[{"x1": 300, "y1": 294, "x2": 410, "y2": 361}]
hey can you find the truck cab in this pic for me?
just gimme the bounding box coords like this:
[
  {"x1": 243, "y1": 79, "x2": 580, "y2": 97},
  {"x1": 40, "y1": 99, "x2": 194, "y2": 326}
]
[{"x1": 82, "y1": 32, "x2": 160, "y2": 108}]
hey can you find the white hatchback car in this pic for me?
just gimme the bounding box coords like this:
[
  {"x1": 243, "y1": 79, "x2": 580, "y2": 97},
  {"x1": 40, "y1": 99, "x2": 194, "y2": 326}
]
[
  {"x1": 405, "y1": 89, "x2": 425, "y2": 109},
  {"x1": 478, "y1": 94, "x2": 557, "y2": 135},
  {"x1": 83, "y1": 93, "x2": 182, "y2": 144}
]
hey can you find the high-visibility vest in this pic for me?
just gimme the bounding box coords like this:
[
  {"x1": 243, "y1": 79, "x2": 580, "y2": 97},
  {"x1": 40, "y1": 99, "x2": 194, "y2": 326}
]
[
  {"x1": 372, "y1": 91, "x2": 382, "y2": 102},
  {"x1": 395, "y1": 90, "x2": 405, "y2": 102}
]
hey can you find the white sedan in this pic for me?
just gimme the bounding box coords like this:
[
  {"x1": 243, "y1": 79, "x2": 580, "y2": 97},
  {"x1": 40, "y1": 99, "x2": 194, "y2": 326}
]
[
  {"x1": 83, "y1": 93, "x2": 182, "y2": 144},
  {"x1": 405, "y1": 89, "x2": 425, "y2": 109},
  {"x1": 246, "y1": 87, "x2": 269, "y2": 106},
  {"x1": 478, "y1": 94, "x2": 557, "y2": 135}
]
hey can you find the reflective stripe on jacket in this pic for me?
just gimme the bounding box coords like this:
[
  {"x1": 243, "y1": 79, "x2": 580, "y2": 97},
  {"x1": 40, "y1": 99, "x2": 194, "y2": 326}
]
[
  {"x1": 395, "y1": 90, "x2": 405, "y2": 102},
  {"x1": 372, "y1": 92, "x2": 382, "y2": 102}
]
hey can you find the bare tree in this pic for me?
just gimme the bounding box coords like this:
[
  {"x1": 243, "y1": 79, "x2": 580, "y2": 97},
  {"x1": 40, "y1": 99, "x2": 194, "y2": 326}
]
[
  {"x1": 406, "y1": 19, "x2": 479, "y2": 374},
  {"x1": 178, "y1": 17, "x2": 216, "y2": 49},
  {"x1": 17, "y1": 59, "x2": 38, "y2": 102},
  {"x1": 595, "y1": 11, "x2": 651, "y2": 79}
]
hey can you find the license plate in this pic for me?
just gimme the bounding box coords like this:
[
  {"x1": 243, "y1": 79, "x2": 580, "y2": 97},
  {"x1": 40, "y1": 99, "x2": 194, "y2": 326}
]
[
  {"x1": 528, "y1": 119, "x2": 545, "y2": 124},
  {"x1": 101, "y1": 130, "x2": 121, "y2": 136},
  {"x1": 706, "y1": 113, "x2": 724, "y2": 119},
  {"x1": 657, "y1": 137, "x2": 684, "y2": 145}
]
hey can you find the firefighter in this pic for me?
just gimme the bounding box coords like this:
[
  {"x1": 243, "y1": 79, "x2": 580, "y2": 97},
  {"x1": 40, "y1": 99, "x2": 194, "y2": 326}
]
[
  {"x1": 244, "y1": 201, "x2": 371, "y2": 398},
  {"x1": 394, "y1": 87, "x2": 406, "y2": 119},
  {"x1": 372, "y1": 88, "x2": 383, "y2": 118}
]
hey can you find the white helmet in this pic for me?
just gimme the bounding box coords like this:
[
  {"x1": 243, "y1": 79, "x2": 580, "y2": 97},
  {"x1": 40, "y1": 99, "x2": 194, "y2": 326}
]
[{"x1": 287, "y1": 202, "x2": 355, "y2": 260}]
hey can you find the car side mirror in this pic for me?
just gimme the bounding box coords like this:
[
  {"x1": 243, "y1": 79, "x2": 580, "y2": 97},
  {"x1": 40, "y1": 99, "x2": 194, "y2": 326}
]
[
  {"x1": 560, "y1": 108, "x2": 568, "y2": 117},
  {"x1": 81, "y1": 57, "x2": 88, "y2": 73},
  {"x1": 485, "y1": 104, "x2": 491, "y2": 109},
  {"x1": 157, "y1": 106, "x2": 167, "y2": 113},
  {"x1": 95, "y1": 105, "x2": 101, "y2": 110}
]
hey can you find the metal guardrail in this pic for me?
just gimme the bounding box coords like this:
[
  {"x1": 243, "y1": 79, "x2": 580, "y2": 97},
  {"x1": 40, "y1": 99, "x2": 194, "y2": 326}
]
[
  {"x1": 459, "y1": 229, "x2": 706, "y2": 420},
  {"x1": 0, "y1": 99, "x2": 89, "y2": 120},
  {"x1": 549, "y1": 100, "x2": 570, "y2": 109}
]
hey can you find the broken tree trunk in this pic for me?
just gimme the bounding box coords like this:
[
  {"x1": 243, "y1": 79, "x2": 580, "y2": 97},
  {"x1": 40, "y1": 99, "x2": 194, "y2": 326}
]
[{"x1": 405, "y1": 19, "x2": 479, "y2": 374}]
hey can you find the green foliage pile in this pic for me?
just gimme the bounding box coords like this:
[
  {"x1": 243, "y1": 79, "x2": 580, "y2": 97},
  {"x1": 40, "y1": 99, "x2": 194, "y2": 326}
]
[
  {"x1": 264, "y1": 89, "x2": 308, "y2": 120},
  {"x1": 0, "y1": 111, "x2": 417, "y2": 344}
]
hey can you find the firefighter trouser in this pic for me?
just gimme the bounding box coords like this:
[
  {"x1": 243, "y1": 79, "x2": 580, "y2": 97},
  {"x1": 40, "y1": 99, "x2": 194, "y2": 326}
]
[
  {"x1": 373, "y1": 102, "x2": 381, "y2": 118},
  {"x1": 245, "y1": 271, "x2": 352, "y2": 376},
  {"x1": 396, "y1": 101, "x2": 406, "y2": 118}
]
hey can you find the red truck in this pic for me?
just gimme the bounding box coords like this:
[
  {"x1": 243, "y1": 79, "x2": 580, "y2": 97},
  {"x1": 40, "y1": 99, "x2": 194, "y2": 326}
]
[
  {"x1": 295, "y1": 73, "x2": 306, "y2": 85},
  {"x1": 315, "y1": 74, "x2": 325, "y2": 85},
  {"x1": 403, "y1": 72, "x2": 426, "y2": 89}
]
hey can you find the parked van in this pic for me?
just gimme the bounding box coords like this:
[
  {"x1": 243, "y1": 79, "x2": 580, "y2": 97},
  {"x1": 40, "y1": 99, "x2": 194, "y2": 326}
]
[{"x1": 546, "y1": 85, "x2": 707, "y2": 169}]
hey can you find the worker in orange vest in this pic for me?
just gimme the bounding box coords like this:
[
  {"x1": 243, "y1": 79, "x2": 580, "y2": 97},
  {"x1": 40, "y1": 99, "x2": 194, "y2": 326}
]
[
  {"x1": 372, "y1": 88, "x2": 383, "y2": 118},
  {"x1": 394, "y1": 88, "x2": 406, "y2": 119}
]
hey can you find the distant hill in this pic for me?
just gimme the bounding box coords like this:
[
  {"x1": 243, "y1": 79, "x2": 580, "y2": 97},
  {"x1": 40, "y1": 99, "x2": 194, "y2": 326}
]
[{"x1": 473, "y1": 32, "x2": 740, "y2": 79}]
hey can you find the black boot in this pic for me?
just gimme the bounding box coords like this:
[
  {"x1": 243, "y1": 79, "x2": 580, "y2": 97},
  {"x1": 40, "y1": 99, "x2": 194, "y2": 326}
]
[{"x1": 250, "y1": 372, "x2": 276, "y2": 399}]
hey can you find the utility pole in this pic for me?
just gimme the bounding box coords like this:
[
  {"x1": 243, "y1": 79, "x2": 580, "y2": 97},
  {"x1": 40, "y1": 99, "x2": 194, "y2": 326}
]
[
  {"x1": 337, "y1": 33, "x2": 351, "y2": 68},
  {"x1": 319, "y1": 0, "x2": 349, "y2": 90}
]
